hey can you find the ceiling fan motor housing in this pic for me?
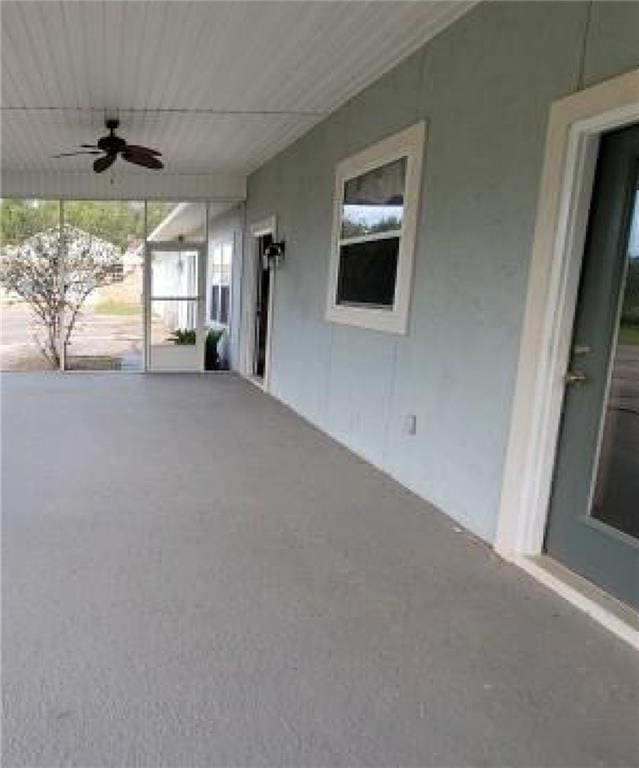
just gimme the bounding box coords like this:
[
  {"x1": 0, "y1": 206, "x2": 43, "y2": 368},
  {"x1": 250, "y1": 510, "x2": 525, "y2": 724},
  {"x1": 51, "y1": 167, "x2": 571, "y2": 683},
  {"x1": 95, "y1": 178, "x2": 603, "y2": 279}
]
[
  {"x1": 97, "y1": 134, "x2": 126, "y2": 154},
  {"x1": 98, "y1": 120, "x2": 126, "y2": 154}
]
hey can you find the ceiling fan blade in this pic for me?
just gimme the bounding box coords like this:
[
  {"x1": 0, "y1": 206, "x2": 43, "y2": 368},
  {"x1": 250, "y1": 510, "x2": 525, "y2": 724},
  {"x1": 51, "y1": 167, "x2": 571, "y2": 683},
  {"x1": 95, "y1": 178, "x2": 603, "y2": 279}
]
[
  {"x1": 124, "y1": 144, "x2": 162, "y2": 157},
  {"x1": 121, "y1": 150, "x2": 164, "y2": 170},
  {"x1": 53, "y1": 150, "x2": 102, "y2": 157},
  {"x1": 93, "y1": 154, "x2": 116, "y2": 173},
  {"x1": 80, "y1": 143, "x2": 100, "y2": 149}
]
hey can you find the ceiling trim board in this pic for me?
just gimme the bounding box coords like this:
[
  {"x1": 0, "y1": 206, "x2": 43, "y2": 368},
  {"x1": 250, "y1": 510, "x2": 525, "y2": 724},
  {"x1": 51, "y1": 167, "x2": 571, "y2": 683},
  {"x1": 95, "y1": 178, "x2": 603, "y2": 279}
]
[{"x1": 0, "y1": 170, "x2": 247, "y2": 202}]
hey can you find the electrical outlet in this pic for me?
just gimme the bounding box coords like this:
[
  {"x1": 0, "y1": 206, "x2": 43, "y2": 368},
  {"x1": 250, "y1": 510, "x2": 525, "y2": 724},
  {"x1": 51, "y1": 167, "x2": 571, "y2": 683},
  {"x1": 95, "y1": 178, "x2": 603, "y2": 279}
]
[{"x1": 405, "y1": 414, "x2": 417, "y2": 436}]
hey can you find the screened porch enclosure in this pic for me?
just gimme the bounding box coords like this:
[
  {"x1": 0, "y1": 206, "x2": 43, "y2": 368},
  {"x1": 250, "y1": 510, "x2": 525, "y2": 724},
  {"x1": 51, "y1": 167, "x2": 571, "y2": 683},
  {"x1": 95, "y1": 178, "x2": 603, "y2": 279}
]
[{"x1": 0, "y1": 199, "x2": 226, "y2": 373}]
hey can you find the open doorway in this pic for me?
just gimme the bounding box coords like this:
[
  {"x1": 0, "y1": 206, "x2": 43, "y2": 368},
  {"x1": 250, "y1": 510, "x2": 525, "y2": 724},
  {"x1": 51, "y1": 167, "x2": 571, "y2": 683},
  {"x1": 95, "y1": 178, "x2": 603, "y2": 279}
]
[
  {"x1": 243, "y1": 216, "x2": 276, "y2": 388},
  {"x1": 253, "y1": 232, "x2": 272, "y2": 381}
]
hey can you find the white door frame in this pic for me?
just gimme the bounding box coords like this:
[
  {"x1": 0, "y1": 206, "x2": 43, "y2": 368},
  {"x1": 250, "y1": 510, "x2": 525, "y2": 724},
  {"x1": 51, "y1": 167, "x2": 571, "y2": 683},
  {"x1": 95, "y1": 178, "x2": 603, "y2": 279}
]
[
  {"x1": 145, "y1": 241, "x2": 207, "y2": 372},
  {"x1": 495, "y1": 69, "x2": 639, "y2": 562},
  {"x1": 242, "y1": 215, "x2": 277, "y2": 391}
]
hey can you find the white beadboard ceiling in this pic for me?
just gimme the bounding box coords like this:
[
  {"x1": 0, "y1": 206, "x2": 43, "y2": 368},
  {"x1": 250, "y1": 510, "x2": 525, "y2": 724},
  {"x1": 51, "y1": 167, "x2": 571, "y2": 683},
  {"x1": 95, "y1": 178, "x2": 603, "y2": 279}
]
[{"x1": 1, "y1": 0, "x2": 473, "y2": 192}]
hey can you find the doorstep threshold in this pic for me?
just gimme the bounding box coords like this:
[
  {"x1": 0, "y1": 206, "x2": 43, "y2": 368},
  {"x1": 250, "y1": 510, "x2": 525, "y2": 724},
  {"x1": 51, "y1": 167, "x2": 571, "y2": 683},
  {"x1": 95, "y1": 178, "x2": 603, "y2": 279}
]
[{"x1": 514, "y1": 554, "x2": 639, "y2": 651}]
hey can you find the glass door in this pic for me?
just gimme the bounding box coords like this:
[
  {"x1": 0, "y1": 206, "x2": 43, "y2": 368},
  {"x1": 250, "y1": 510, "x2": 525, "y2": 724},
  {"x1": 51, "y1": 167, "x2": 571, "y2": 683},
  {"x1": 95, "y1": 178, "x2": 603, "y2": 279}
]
[
  {"x1": 544, "y1": 123, "x2": 639, "y2": 608},
  {"x1": 146, "y1": 243, "x2": 205, "y2": 371}
]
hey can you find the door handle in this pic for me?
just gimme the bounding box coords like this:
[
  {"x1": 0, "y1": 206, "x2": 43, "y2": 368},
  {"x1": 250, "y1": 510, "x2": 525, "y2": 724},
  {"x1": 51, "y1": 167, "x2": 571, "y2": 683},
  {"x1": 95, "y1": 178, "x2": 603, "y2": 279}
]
[{"x1": 565, "y1": 370, "x2": 588, "y2": 385}]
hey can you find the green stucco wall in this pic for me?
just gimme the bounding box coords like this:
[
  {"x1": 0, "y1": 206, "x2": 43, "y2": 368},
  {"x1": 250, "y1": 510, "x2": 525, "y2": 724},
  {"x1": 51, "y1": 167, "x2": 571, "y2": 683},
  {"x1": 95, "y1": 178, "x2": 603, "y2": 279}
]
[{"x1": 243, "y1": 1, "x2": 639, "y2": 541}]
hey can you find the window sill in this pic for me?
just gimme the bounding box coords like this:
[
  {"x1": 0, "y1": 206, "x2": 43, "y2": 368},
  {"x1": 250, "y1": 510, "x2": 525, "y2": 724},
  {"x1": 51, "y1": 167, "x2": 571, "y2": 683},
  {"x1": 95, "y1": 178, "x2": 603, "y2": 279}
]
[{"x1": 326, "y1": 303, "x2": 407, "y2": 334}]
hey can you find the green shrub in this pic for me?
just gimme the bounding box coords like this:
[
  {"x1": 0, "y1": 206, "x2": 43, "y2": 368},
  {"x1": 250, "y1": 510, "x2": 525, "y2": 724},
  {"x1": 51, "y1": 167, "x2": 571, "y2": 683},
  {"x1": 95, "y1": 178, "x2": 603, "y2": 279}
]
[{"x1": 169, "y1": 328, "x2": 196, "y2": 345}]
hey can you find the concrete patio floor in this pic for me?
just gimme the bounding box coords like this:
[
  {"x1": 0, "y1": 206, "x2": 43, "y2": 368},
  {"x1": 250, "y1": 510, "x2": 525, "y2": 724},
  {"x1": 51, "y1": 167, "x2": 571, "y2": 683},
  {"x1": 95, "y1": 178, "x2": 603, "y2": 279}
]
[{"x1": 2, "y1": 373, "x2": 638, "y2": 767}]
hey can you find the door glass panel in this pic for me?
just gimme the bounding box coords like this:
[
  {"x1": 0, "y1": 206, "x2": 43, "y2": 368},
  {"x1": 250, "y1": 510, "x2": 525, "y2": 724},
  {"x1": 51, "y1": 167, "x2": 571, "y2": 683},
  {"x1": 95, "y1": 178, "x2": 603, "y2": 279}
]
[
  {"x1": 150, "y1": 299, "x2": 197, "y2": 345},
  {"x1": 590, "y1": 173, "x2": 639, "y2": 538},
  {"x1": 151, "y1": 250, "x2": 198, "y2": 297}
]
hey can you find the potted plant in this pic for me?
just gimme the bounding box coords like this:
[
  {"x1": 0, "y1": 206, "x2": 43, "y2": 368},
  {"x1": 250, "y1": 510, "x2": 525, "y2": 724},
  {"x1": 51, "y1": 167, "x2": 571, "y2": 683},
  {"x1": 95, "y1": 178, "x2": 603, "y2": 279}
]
[{"x1": 205, "y1": 328, "x2": 224, "y2": 370}]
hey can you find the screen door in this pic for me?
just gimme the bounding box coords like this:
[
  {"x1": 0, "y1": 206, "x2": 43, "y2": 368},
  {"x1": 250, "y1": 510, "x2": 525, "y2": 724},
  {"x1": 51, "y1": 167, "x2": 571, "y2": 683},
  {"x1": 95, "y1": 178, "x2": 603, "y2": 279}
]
[{"x1": 146, "y1": 243, "x2": 205, "y2": 371}]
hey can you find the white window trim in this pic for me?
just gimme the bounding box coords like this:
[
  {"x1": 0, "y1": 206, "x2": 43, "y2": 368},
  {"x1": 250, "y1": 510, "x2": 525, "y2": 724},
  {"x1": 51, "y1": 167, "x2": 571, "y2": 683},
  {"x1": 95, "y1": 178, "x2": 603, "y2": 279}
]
[
  {"x1": 494, "y1": 68, "x2": 639, "y2": 649},
  {"x1": 325, "y1": 122, "x2": 425, "y2": 334}
]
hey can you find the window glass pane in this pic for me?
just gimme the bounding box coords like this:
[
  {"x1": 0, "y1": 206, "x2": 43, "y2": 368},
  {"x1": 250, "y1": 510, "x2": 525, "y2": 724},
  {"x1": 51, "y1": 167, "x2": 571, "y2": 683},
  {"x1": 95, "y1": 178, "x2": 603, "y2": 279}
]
[
  {"x1": 341, "y1": 157, "x2": 405, "y2": 239},
  {"x1": 146, "y1": 202, "x2": 206, "y2": 243},
  {"x1": 150, "y1": 299, "x2": 197, "y2": 345},
  {"x1": 151, "y1": 250, "x2": 198, "y2": 297},
  {"x1": 211, "y1": 263, "x2": 223, "y2": 285},
  {"x1": 220, "y1": 285, "x2": 230, "y2": 325},
  {"x1": 221, "y1": 243, "x2": 232, "y2": 285},
  {"x1": 210, "y1": 285, "x2": 219, "y2": 322},
  {"x1": 336, "y1": 237, "x2": 399, "y2": 308},
  {"x1": 590, "y1": 176, "x2": 639, "y2": 538},
  {"x1": 211, "y1": 243, "x2": 231, "y2": 283}
]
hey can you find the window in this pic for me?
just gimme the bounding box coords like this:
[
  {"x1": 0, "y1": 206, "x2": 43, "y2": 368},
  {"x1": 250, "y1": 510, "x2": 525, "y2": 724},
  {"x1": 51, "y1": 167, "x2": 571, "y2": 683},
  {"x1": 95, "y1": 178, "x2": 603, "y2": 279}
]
[
  {"x1": 209, "y1": 241, "x2": 232, "y2": 326},
  {"x1": 326, "y1": 122, "x2": 425, "y2": 334}
]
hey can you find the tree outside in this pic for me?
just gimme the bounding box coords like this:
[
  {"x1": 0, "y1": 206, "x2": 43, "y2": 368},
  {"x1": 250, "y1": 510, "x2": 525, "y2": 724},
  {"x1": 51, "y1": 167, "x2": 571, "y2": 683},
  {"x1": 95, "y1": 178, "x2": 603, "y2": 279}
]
[
  {"x1": 0, "y1": 199, "x2": 60, "y2": 245},
  {"x1": 1, "y1": 199, "x2": 171, "y2": 247},
  {"x1": 1, "y1": 225, "x2": 120, "y2": 367}
]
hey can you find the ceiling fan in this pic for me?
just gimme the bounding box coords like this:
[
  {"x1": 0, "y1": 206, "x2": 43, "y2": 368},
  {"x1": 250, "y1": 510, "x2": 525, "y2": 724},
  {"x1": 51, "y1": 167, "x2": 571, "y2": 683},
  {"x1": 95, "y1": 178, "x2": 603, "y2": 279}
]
[{"x1": 53, "y1": 118, "x2": 163, "y2": 173}]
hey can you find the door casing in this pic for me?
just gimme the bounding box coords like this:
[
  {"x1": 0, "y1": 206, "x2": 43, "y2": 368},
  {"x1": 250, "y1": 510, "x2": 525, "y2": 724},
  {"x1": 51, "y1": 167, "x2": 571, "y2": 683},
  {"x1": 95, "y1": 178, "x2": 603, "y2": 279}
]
[
  {"x1": 496, "y1": 68, "x2": 639, "y2": 563},
  {"x1": 243, "y1": 215, "x2": 277, "y2": 391}
]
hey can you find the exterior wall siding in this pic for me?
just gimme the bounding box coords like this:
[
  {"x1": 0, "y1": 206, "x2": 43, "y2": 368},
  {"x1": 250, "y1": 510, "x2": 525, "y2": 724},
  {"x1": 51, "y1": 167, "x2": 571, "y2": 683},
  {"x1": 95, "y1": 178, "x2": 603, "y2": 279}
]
[{"x1": 242, "y1": 1, "x2": 639, "y2": 542}]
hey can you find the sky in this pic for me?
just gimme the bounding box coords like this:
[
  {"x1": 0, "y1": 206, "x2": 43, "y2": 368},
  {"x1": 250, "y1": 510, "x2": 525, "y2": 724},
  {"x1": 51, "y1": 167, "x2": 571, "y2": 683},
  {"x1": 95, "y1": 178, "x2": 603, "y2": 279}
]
[{"x1": 343, "y1": 204, "x2": 403, "y2": 227}]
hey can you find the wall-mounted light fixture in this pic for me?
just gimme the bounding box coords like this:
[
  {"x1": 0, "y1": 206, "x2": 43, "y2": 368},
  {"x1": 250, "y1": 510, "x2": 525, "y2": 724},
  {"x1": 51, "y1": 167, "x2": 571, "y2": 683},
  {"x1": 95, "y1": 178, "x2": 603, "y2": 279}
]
[{"x1": 263, "y1": 240, "x2": 285, "y2": 268}]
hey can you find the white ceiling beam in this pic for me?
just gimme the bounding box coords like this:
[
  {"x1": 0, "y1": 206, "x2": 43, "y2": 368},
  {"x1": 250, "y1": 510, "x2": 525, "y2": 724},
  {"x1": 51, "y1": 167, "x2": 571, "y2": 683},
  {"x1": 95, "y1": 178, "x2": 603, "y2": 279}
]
[{"x1": 0, "y1": 170, "x2": 247, "y2": 201}]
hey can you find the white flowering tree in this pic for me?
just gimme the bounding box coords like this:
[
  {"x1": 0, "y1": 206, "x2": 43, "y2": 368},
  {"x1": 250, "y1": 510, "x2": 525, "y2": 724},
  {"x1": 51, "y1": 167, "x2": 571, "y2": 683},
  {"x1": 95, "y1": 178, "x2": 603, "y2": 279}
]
[{"x1": 0, "y1": 225, "x2": 120, "y2": 367}]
